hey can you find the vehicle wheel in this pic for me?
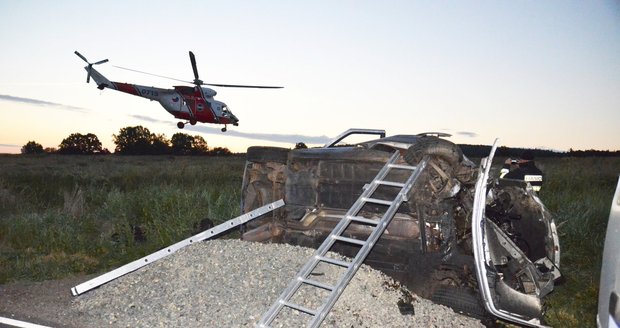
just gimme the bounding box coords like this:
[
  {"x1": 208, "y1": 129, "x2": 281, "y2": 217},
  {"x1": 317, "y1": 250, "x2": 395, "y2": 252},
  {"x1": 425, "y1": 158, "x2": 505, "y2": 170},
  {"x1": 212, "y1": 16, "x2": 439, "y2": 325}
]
[
  {"x1": 190, "y1": 120, "x2": 197, "y2": 125},
  {"x1": 246, "y1": 146, "x2": 290, "y2": 164},
  {"x1": 177, "y1": 122, "x2": 185, "y2": 129},
  {"x1": 431, "y1": 286, "x2": 488, "y2": 320},
  {"x1": 404, "y1": 137, "x2": 463, "y2": 166}
]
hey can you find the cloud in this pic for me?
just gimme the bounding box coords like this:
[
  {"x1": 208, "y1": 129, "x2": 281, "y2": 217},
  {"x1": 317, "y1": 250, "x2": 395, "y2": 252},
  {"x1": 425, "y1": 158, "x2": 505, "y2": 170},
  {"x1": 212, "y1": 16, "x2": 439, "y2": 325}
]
[
  {"x1": 186, "y1": 125, "x2": 331, "y2": 144},
  {"x1": 130, "y1": 114, "x2": 167, "y2": 124},
  {"x1": 0, "y1": 94, "x2": 88, "y2": 112},
  {"x1": 129, "y1": 114, "x2": 330, "y2": 144},
  {"x1": 0, "y1": 144, "x2": 20, "y2": 148},
  {"x1": 456, "y1": 131, "x2": 478, "y2": 138}
]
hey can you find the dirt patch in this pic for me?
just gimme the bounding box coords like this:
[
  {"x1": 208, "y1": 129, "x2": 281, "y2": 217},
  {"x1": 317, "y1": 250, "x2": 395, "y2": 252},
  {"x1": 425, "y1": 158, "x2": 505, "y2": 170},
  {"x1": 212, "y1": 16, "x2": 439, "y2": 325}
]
[{"x1": 0, "y1": 275, "x2": 93, "y2": 327}]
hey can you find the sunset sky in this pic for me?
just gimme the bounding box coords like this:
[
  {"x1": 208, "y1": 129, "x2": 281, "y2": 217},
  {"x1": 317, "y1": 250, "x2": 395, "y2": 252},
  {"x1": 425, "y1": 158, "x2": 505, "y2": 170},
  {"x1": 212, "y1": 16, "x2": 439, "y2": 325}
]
[{"x1": 1, "y1": 1, "x2": 619, "y2": 154}]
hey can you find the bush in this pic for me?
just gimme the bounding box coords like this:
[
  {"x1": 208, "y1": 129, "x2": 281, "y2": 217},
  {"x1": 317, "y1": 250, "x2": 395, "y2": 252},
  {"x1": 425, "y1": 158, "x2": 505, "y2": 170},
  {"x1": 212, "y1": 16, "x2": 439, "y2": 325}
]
[{"x1": 21, "y1": 141, "x2": 44, "y2": 154}]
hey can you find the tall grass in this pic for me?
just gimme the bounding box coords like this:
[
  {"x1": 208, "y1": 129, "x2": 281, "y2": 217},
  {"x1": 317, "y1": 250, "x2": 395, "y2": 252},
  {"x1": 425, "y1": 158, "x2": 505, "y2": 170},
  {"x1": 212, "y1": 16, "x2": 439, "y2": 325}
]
[
  {"x1": 535, "y1": 157, "x2": 620, "y2": 327},
  {"x1": 0, "y1": 154, "x2": 245, "y2": 283}
]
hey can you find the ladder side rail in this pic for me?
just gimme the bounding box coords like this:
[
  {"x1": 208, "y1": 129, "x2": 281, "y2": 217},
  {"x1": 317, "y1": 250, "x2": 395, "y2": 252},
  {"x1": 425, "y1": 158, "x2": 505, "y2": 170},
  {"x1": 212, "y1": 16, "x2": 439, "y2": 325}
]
[
  {"x1": 307, "y1": 158, "x2": 428, "y2": 327},
  {"x1": 71, "y1": 199, "x2": 285, "y2": 296}
]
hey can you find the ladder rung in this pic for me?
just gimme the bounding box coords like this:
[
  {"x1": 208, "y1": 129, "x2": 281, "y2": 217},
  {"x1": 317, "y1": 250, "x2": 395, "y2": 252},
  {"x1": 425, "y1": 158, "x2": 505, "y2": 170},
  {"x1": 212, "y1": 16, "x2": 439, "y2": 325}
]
[
  {"x1": 299, "y1": 277, "x2": 334, "y2": 291},
  {"x1": 315, "y1": 255, "x2": 351, "y2": 268},
  {"x1": 375, "y1": 180, "x2": 406, "y2": 188},
  {"x1": 280, "y1": 300, "x2": 317, "y2": 316},
  {"x1": 388, "y1": 163, "x2": 416, "y2": 170},
  {"x1": 347, "y1": 215, "x2": 379, "y2": 225},
  {"x1": 363, "y1": 197, "x2": 393, "y2": 206},
  {"x1": 331, "y1": 235, "x2": 366, "y2": 246}
]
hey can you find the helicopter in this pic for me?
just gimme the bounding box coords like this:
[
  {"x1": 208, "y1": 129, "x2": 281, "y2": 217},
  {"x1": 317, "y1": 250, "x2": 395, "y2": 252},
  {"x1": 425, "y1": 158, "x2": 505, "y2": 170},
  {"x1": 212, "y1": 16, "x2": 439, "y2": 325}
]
[{"x1": 75, "y1": 51, "x2": 282, "y2": 132}]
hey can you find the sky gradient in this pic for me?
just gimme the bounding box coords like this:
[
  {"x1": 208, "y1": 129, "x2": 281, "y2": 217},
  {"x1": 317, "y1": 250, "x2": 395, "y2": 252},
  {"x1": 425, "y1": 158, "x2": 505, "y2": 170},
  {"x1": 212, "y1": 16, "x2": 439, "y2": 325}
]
[{"x1": 1, "y1": 1, "x2": 619, "y2": 153}]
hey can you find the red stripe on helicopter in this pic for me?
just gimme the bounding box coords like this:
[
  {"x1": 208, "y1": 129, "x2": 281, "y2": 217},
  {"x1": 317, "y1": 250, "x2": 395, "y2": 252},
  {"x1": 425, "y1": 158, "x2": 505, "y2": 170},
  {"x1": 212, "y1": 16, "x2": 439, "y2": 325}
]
[{"x1": 113, "y1": 83, "x2": 140, "y2": 96}]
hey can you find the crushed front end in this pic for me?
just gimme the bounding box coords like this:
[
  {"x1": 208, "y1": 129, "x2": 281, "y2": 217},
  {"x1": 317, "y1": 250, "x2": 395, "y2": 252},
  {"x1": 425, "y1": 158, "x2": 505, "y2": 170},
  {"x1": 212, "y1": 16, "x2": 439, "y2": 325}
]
[{"x1": 472, "y1": 142, "x2": 561, "y2": 327}]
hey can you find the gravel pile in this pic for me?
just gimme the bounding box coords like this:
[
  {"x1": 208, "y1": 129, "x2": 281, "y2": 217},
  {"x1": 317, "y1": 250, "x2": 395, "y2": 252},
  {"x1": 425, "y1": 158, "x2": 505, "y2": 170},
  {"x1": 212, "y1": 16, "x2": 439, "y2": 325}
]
[{"x1": 73, "y1": 239, "x2": 483, "y2": 327}]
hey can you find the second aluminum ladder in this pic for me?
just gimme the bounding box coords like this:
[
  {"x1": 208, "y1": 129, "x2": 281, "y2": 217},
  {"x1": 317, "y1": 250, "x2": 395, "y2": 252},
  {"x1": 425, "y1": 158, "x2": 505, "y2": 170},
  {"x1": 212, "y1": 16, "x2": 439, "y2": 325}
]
[{"x1": 257, "y1": 151, "x2": 428, "y2": 327}]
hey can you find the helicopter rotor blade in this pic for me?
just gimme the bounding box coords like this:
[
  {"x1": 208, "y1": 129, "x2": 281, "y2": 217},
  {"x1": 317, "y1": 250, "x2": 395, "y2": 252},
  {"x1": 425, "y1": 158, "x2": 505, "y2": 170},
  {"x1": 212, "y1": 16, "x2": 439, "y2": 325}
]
[
  {"x1": 189, "y1": 51, "x2": 202, "y2": 85},
  {"x1": 112, "y1": 65, "x2": 191, "y2": 84},
  {"x1": 204, "y1": 83, "x2": 283, "y2": 89},
  {"x1": 93, "y1": 59, "x2": 109, "y2": 65},
  {"x1": 86, "y1": 66, "x2": 92, "y2": 83},
  {"x1": 74, "y1": 51, "x2": 88, "y2": 63}
]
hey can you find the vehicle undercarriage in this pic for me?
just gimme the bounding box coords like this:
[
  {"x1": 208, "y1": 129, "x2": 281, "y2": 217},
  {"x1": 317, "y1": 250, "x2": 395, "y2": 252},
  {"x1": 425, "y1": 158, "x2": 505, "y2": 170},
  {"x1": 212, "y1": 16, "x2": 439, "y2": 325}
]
[{"x1": 240, "y1": 129, "x2": 561, "y2": 326}]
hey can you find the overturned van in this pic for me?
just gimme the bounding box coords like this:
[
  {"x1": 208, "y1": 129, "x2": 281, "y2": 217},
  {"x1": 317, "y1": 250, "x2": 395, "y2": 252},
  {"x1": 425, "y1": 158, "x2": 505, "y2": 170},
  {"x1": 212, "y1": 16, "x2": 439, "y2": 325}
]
[{"x1": 240, "y1": 129, "x2": 561, "y2": 326}]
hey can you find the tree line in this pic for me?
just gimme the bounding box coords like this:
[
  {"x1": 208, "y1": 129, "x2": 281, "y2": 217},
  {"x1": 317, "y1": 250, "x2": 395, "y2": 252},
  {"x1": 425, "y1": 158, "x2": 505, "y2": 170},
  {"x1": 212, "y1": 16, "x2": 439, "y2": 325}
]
[
  {"x1": 458, "y1": 144, "x2": 620, "y2": 158},
  {"x1": 20, "y1": 129, "x2": 619, "y2": 157},
  {"x1": 21, "y1": 126, "x2": 232, "y2": 156}
]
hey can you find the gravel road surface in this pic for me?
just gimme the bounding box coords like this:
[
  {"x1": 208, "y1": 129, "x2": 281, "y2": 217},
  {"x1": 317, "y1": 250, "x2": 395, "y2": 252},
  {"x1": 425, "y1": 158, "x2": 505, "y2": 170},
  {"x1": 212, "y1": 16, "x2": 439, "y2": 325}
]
[{"x1": 1, "y1": 239, "x2": 483, "y2": 327}]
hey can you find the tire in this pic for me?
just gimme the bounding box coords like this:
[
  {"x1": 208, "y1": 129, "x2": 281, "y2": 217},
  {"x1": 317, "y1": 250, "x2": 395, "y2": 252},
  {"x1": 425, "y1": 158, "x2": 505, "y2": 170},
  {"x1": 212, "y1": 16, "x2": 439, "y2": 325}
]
[
  {"x1": 246, "y1": 146, "x2": 290, "y2": 164},
  {"x1": 431, "y1": 286, "x2": 488, "y2": 320},
  {"x1": 404, "y1": 137, "x2": 463, "y2": 166}
]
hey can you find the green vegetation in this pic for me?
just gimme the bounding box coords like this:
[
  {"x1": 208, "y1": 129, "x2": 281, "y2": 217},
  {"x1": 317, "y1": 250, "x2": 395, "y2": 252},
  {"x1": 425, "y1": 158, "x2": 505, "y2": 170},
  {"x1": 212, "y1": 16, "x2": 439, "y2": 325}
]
[
  {"x1": 0, "y1": 154, "x2": 617, "y2": 327},
  {"x1": 0, "y1": 154, "x2": 245, "y2": 283},
  {"x1": 536, "y1": 157, "x2": 620, "y2": 327}
]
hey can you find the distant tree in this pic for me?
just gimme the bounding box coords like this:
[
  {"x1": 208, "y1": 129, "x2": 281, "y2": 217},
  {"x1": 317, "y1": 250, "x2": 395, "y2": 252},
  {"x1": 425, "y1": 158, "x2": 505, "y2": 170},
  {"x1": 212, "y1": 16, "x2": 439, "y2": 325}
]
[
  {"x1": 171, "y1": 132, "x2": 195, "y2": 155},
  {"x1": 44, "y1": 147, "x2": 57, "y2": 154},
  {"x1": 21, "y1": 141, "x2": 44, "y2": 154},
  {"x1": 210, "y1": 147, "x2": 232, "y2": 156},
  {"x1": 170, "y1": 133, "x2": 209, "y2": 155},
  {"x1": 295, "y1": 142, "x2": 308, "y2": 149},
  {"x1": 58, "y1": 133, "x2": 103, "y2": 154},
  {"x1": 192, "y1": 135, "x2": 209, "y2": 155},
  {"x1": 151, "y1": 134, "x2": 170, "y2": 155},
  {"x1": 113, "y1": 126, "x2": 155, "y2": 155}
]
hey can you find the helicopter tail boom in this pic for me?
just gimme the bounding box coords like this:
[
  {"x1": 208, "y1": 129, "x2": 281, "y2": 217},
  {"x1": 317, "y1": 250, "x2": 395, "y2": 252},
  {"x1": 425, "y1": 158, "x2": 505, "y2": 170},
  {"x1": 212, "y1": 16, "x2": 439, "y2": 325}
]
[{"x1": 85, "y1": 66, "x2": 113, "y2": 90}]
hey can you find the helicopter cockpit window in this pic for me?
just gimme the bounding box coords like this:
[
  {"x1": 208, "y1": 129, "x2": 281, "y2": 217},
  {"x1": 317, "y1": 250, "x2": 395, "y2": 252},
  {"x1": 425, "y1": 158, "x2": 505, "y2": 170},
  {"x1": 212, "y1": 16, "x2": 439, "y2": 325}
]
[{"x1": 222, "y1": 106, "x2": 230, "y2": 117}]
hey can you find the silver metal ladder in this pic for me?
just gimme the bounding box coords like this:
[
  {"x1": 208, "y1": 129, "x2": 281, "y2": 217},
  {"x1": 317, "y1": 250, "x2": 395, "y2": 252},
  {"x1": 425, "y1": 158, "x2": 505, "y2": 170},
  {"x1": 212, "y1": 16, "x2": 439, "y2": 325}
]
[{"x1": 257, "y1": 151, "x2": 428, "y2": 327}]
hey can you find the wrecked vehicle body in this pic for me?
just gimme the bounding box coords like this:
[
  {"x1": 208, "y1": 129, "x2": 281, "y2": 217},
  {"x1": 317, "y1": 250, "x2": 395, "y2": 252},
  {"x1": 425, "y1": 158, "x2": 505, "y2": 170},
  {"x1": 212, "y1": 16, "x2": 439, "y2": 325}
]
[{"x1": 240, "y1": 129, "x2": 561, "y2": 326}]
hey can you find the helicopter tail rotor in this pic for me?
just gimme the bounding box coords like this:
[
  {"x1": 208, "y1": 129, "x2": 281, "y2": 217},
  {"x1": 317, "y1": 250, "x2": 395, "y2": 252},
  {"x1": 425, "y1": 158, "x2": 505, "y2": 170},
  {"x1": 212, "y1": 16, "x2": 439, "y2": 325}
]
[{"x1": 75, "y1": 51, "x2": 109, "y2": 83}]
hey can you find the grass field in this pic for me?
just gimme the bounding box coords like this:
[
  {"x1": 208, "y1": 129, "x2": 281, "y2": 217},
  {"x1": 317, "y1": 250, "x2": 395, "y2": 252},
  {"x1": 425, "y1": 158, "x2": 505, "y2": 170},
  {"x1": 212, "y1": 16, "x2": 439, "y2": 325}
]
[
  {"x1": 0, "y1": 154, "x2": 618, "y2": 327},
  {"x1": 535, "y1": 157, "x2": 619, "y2": 327},
  {"x1": 0, "y1": 154, "x2": 246, "y2": 283}
]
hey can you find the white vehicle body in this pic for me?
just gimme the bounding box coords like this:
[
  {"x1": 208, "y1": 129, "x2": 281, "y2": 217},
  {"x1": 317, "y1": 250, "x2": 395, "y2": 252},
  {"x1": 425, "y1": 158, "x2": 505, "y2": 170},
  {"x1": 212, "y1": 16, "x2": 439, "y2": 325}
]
[{"x1": 598, "y1": 177, "x2": 620, "y2": 328}]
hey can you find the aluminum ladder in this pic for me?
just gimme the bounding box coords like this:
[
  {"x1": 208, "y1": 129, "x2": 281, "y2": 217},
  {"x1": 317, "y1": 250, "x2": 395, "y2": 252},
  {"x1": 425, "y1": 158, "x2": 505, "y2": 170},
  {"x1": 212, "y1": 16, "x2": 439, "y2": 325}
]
[{"x1": 257, "y1": 151, "x2": 428, "y2": 327}]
